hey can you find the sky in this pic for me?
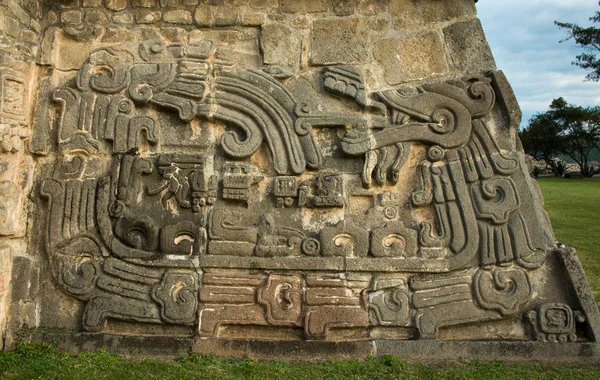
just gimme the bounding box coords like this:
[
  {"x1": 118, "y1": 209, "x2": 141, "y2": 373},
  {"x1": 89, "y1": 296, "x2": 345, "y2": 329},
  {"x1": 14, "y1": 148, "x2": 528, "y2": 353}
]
[{"x1": 477, "y1": 0, "x2": 600, "y2": 129}]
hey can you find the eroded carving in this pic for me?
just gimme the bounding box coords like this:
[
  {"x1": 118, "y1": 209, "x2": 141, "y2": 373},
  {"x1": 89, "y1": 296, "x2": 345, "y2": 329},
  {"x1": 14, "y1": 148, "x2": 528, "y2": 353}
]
[
  {"x1": 36, "y1": 39, "x2": 564, "y2": 343},
  {"x1": 527, "y1": 303, "x2": 585, "y2": 343}
]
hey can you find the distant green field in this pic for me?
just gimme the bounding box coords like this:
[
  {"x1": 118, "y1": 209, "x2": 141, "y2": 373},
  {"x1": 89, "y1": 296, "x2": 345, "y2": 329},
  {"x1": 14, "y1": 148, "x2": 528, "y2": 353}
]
[{"x1": 537, "y1": 177, "x2": 600, "y2": 303}]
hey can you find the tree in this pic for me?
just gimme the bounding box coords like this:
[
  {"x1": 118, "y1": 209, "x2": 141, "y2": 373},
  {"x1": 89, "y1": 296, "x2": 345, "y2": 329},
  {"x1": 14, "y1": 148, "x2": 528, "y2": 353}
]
[
  {"x1": 519, "y1": 98, "x2": 600, "y2": 177},
  {"x1": 519, "y1": 107, "x2": 563, "y2": 175},
  {"x1": 555, "y1": 3, "x2": 600, "y2": 81}
]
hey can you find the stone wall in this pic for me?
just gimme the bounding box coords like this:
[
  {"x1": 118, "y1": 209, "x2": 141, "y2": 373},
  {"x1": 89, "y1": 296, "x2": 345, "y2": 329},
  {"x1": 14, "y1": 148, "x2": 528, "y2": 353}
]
[
  {"x1": 0, "y1": 0, "x2": 598, "y2": 360},
  {"x1": 0, "y1": 0, "x2": 42, "y2": 348}
]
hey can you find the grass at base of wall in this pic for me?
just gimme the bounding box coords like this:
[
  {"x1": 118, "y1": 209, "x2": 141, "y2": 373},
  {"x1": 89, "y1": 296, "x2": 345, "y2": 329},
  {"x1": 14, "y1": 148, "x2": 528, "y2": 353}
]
[
  {"x1": 1, "y1": 343, "x2": 600, "y2": 379},
  {"x1": 537, "y1": 177, "x2": 600, "y2": 304}
]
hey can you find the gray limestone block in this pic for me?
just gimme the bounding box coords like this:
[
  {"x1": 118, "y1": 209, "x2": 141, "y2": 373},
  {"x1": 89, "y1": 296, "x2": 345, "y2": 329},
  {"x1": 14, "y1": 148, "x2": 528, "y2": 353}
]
[
  {"x1": 260, "y1": 23, "x2": 300, "y2": 71},
  {"x1": 310, "y1": 18, "x2": 369, "y2": 65},
  {"x1": 10, "y1": 254, "x2": 33, "y2": 303},
  {"x1": 391, "y1": 0, "x2": 476, "y2": 28},
  {"x1": 373, "y1": 31, "x2": 449, "y2": 84},
  {"x1": 444, "y1": 18, "x2": 496, "y2": 74}
]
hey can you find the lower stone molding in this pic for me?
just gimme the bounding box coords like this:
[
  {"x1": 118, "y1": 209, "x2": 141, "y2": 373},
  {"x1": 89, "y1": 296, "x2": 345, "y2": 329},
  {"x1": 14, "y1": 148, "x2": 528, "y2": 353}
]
[{"x1": 25, "y1": 331, "x2": 600, "y2": 363}]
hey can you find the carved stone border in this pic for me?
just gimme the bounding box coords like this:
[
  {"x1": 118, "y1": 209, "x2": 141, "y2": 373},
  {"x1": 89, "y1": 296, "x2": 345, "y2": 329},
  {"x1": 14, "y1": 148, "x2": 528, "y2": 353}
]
[{"x1": 23, "y1": 247, "x2": 600, "y2": 362}]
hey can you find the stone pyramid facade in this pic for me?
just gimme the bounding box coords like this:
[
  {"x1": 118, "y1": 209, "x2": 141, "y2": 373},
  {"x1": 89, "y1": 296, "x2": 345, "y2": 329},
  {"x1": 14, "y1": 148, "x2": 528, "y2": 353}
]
[{"x1": 0, "y1": 0, "x2": 598, "y2": 361}]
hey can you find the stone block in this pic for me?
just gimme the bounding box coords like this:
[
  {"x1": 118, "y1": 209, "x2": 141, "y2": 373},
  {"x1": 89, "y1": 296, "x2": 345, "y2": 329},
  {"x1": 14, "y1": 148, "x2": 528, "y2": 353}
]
[
  {"x1": 136, "y1": 10, "x2": 162, "y2": 24},
  {"x1": 8, "y1": 0, "x2": 30, "y2": 25},
  {"x1": 249, "y1": 0, "x2": 277, "y2": 9},
  {"x1": 132, "y1": 0, "x2": 157, "y2": 7},
  {"x1": 22, "y1": 0, "x2": 41, "y2": 18},
  {"x1": 58, "y1": 0, "x2": 79, "y2": 8},
  {"x1": 260, "y1": 23, "x2": 299, "y2": 70},
  {"x1": 357, "y1": 0, "x2": 388, "y2": 16},
  {"x1": 82, "y1": 0, "x2": 103, "y2": 6},
  {"x1": 332, "y1": 0, "x2": 356, "y2": 16},
  {"x1": 281, "y1": 0, "x2": 328, "y2": 14},
  {"x1": 443, "y1": 18, "x2": 496, "y2": 74},
  {"x1": 61, "y1": 10, "x2": 83, "y2": 25},
  {"x1": 5, "y1": 16, "x2": 20, "y2": 39},
  {"x1": 240, "y1": 12, "x2": 265, "y2": 26},
  {"x1": 0, "y1": 246, "x2": 11, "y2": 299},
  {"x1": 373, "y1": 31, "x2": 448, "y2": 84},
  {"x1": 194, "y1": 5, "x2": 214, "y2": 27},
  {"x1": 160, "y1": 27, "x2": 189, "y2": 43},
  {"x1": 20, "y1": 29, "x2": 36, "y2": 43},
  {"x1": 47, "y1": 11, "x2": 58, "y2": 24},
  {"x1": 106, "y1": 0, "x2": 128, "y2": 11},
  {"x1": 112, "y1": 12, "x2": 134, "y2": 24},
  {"x1": 390, "y1": 0, "x2": 475, "y2": 28},
  {"x1": 10, "y1": 255, "x2": 32, "y2": 303},
  {"x1": 305, "y1": 0, "x2": 329, "y2": 13},
  {"x1": 30, "y1": 19, "x2": 41, "y2": 33},
  {"x1": 310, "y1": 18, "x2": 369, "y2": 65},
  {"x1": 214, "y1": 6, "x2": 238, "y2": 26},
  {"x1": 164, "y1": 10, "x2": 193, "y2": 24},
  {"x1": 84, "y1": 10, "x2": 108, "y2": 24}
]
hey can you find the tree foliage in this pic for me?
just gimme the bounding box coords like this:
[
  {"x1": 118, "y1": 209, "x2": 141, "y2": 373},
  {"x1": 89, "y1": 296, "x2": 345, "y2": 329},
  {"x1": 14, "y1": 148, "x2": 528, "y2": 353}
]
[
  {"x1": 519, "y1": 98, "x2": 600, "y2": 177},
  {"x1": 555, "y1": 2, "x2": 600, "y2": 81}
]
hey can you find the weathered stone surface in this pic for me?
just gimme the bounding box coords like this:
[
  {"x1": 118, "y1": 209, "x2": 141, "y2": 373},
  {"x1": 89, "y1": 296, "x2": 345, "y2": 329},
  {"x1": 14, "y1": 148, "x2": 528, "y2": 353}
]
[
  {"x1": 84, "y1": 10, "x2": 108, "y2": 25},
  {"x1": 332, "y1": 0, "x2": 356, "y2": 16},
  {"x1": 194, "y1": 5, "x2": 214, "y2": 27},
  {"x1": 390, "y1": 0, "x2": 476, "y2": 28},
  {"x1": 136, "y1": 10, "x2": 161, "y2": 24},
  {"x1": 112, "y1": 12, "x2": 134, "y2": 24},
  {"x1": 5, "y1": 16, "x2": 20, "y2": 39},
  {"x1": 10, "y1": 255, "x2": 32, "y2": 303},
  {"x1": 214, "y1": 6, "x2": 238, "y2": 26},
  {"x1": 133, "y1": 0, "x2": 158, "y2": 7},
  {"x1": 249, "y1": 0, "x2": 277, "y2": 9},
  {"x1": 82, "y1": 0, "x2": 104, "y2": 7},
  {"x1": 240, "y1": 12, "x2": 264, "y2": 26},
  {"x1": 1, "y1": 0, "x2": 599, "y2": 363},
  {"x1": 310, "y1": 18, "x2": 369, "y2": 65},
  {"x1": 357, "y1": 0, "x2": 388, "y2": 16},
  {"x1": 374, "y1": 32, "x2": 448, "y2": 84},
  {"x1": 281, "y1": 0, "x2": 328, "y2": 14},
  {"x1": 261, "y1": 23, "x2": 299, "y2": 70},
  {"x1": 106, "y1": 0, "x2": 128, "y2": 12},
  {"x1": 60, "y1": 10, "x2": 83, "y2": 25},
  {"x1": 163, "y1": 10, "x2": 193, "y2": 24},
  {"x1": 444, "y1": 18, "x2": 496, "y2": 74},
  {"x1": 8, "y1": 1, "x2": 30, "y2": 26}
]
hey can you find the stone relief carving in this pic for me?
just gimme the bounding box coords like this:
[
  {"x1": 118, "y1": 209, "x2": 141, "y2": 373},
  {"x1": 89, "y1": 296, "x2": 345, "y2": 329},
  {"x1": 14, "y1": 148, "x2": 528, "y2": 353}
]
[
  {"x1": 527, "y1": 304, "x2": 586, "y2": 343},
  {"x1": 36, "y1": 40, "x2": 586, "y2": 342}
]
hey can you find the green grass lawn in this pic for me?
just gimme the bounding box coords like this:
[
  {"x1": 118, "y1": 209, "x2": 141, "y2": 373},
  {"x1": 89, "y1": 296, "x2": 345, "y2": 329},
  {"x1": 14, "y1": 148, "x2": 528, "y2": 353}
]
[
  {"x1": 1, "y1": 343, "x2": 600, "y2": 380},
  {"x1": 1, "y1": 177, "x2": 600, "y2": 379},
  {"x1": 537, "y1": 177, "x2": 600, "y2": 303}
]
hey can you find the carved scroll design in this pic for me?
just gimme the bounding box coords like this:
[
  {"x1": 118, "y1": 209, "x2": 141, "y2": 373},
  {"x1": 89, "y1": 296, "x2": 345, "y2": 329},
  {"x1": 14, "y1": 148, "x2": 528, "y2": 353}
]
[
  {"x1": 40, "y1": 172, "x2": 201, "y2": 331},
  {"x1": 198, "y1": 271, "x2": 368, "y2": 339},
  {"x1": 474, "y1": 267, "x2": 532, "y2": 315},
  {"x1": 38, "y1": 37, "x2": 561, "y2": 341},
  {"x1": 55, "y1": 40, "x2": 322, "y2": 175}
]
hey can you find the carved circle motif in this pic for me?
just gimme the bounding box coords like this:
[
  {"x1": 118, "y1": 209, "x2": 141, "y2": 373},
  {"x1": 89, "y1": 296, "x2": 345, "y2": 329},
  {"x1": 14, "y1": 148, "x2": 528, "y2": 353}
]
[
  {"x1": 429, "y1": 108, "x2": 455, "y2": 134},
  {"x1": 118, "y1": 100, "x2": 132, "y2": 114},
  {"x1": 427, "y1": 145, "x2": 445, "y2": 162},
  {"x1": 383, "y1": 206, "x2": 398, "y2": 219},
  {"x1": 301, "y1": 238, "x2": 321, "y2": 256}
]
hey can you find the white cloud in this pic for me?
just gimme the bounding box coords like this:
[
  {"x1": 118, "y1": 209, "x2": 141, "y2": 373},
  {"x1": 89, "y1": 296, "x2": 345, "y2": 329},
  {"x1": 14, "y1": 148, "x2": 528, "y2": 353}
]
[{"x1": 477, "y1": 1, "x2": 600, "y2": 127}]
